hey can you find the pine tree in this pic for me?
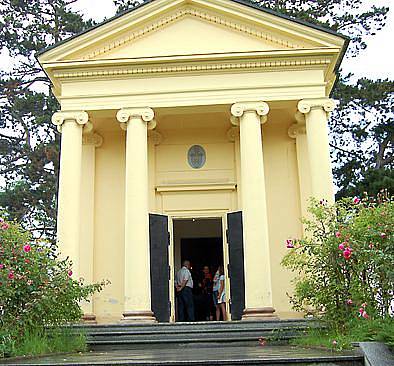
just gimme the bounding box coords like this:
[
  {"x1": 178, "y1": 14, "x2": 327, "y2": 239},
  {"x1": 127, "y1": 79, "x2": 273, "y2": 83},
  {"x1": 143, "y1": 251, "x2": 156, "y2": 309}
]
[
  {"x1": 0, "y1": 0, "x2": 392, "y2": 240},
  {"x1": 0, "y1": 0, "x2": 94, "y2": 240}
]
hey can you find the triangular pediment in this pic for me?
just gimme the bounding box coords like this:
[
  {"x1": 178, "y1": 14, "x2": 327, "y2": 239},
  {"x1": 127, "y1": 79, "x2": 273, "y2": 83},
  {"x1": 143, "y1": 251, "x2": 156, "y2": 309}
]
[
  {"x1": 82, "y1": 15, "x2": 299, "y2": 60},
  {"x1": 38, "y1": 0, "x2": 346, "y2": 63}
]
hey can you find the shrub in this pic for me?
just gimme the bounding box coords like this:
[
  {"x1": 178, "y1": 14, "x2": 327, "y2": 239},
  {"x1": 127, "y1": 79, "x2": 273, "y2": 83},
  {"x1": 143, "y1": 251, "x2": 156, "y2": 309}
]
[
  {"x1": 282, "y1": 192, "x2": 394, "y2": 328},
  {"x1": 0, "y1": 216, "x2": 106, "y2": 357}
]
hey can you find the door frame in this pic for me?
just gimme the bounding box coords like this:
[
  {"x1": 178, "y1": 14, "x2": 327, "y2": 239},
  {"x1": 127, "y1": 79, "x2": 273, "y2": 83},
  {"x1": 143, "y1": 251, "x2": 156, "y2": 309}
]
[{"x1": 167, "y1": 210, "x2": 231, "y2": 322}]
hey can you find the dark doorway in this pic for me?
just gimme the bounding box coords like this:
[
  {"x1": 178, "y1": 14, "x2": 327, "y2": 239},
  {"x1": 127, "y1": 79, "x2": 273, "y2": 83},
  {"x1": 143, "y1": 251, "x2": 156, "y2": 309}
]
[
  {"x1": 181, "y1": 237, "x2": 223, "y2": 275},
  {"x1": 173, "y1": 218, "x2": 224, "y2": 322}
]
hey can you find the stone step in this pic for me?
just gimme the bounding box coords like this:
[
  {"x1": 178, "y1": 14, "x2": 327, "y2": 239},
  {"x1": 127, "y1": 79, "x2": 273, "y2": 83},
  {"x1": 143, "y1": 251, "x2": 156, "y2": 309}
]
[
  {"x1": 0, "y1": 345, "x2": 365, "y2": 366},
  {"x1": 75, "y1": 320, "x2": 315, "y2": 336},
  {"x1": 75, "y1": 320, "x2": 316, "y2": 350},
  {"x1": 75, "y1": 319, "x2": 314, "y2": 333}
]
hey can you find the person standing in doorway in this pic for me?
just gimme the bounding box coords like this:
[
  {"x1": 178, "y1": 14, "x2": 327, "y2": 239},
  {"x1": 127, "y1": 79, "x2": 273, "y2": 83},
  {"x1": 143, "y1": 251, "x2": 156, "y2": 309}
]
[
  {"x1": 176, "y1": 260, "x2": 195, "y2": 322},
  {"x1": 201, "y1": 265, "x2": 213, "y2": 321},
  {"x1": 213, "y1": 265, "x2": 227, "y2": 321}
]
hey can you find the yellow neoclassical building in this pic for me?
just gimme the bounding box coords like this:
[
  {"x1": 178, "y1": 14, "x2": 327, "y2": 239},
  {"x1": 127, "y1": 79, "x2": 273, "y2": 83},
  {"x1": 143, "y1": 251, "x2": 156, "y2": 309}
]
[{"x1": 38, "y1": 0, "x2": 348, "y2": 324}]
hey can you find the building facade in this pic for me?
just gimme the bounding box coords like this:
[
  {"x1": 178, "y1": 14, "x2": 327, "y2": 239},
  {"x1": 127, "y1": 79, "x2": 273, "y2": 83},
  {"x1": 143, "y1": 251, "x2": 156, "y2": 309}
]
[{"x1": 38, "y1": 0, "x2": 347, "y2": 323}]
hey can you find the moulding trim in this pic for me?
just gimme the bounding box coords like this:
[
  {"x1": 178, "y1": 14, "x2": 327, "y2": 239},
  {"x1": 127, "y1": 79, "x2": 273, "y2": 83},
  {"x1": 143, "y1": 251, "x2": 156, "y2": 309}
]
[
  {"x1": 156, "y1": 183, "x2": 236, "y2": 192},
  {"x1": 53, "y1": 58, "x2": 331, "y2": 79}
]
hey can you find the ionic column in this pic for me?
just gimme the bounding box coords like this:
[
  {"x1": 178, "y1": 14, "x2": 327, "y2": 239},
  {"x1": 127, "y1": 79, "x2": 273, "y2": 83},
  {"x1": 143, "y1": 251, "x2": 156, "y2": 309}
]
[
  {"x1": 288, "y1": 113, "x2": 312, "y2": 232},
  {"x1": 148, "y1": 130, "x2": 162, "y2": 211},
  {"x1": 297, "y1": 98, "x2": 336, "y2": 204},
  {"x1": 230, "y1": 102, "x2": 277, "y2": 320},
  {"x1": 52, "y1": 111, "x2": 89, "y2": 279},
  {"x1": 116, "y1": 108, "x2": 156, "y2": 323},
  {"x1": 227, "y1": 127, "x2": 242, "y2": 208},
  {"x1": 80, "y1": 131, "x2": 103, "y2": 323}
]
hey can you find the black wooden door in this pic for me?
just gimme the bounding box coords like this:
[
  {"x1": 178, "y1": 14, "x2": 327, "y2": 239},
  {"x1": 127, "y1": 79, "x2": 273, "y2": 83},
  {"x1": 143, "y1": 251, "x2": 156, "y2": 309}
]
[
  {"x1": 149, "y1": 213, "x2": 170, "y2": 323},
  {"x1": 227, "y1": 211, "x2": 245, "y2": 321}
]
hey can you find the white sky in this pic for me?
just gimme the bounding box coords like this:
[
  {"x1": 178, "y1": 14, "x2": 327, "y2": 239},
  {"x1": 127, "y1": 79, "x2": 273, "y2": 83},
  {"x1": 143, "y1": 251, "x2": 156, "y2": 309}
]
[
  {"x1": 0, "y1": 0, "x2": 393, "y2": 79},
  {"x1": 69, "y1": 0, "x2": 394, "y2": 79}
]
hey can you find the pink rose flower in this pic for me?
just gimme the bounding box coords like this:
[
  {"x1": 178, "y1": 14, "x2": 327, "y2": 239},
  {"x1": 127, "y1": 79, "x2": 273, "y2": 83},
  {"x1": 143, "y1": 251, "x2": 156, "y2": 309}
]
[
  {"x1": 380, "y1": 233, "x2": 387, "y2": 239},
  {"x1": 362, "y1": 311, "x2": 369, "y2": 319},
  {"x1": 343, "y1": 248, "x2": 352, "y2": 260},
  {"x1": 0, "y1": 263, "x2": 4, "y2": 269},
  {"x1": 1, "y1": 223, "x2": 9, "y2": 230},
  {"x1": 346, "y1": 299, "x2": 353, "y2": 305},
  {"x1": 23, "y1": 244, "x2": 31, "y2": 253},
  {"x1": 335, "y1": 231, "x2": 341, "y2": 238},
  {"x1": 332, "y1": 340, "x2": 337, "y2": 346},
  {"x1": 8, "y1": 271, "x2": 14, "y2": 280},
  {"x1": 286, "y1": 239, "x2": 295, "y2": 249},
  {"x1": 338, "y1": 243, "x2": 345, "y2": 251},
  {"x1": 25, "y1": 259, "x2": 30, "y2": 264},
  {"x1": 67, "y1": 270, "x2": 73, "y2": 277},
  {"x1": 361, "y1": 303, "x2": 367, "y2": 308},
  {"x1": 353, "y1": 197, "x2": 361, "y2": 204}
]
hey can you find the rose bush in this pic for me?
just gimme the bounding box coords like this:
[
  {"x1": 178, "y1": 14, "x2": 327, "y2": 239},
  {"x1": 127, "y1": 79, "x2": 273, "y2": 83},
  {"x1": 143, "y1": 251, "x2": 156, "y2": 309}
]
[
  {"x1": 282, "y1": 191, "x2": 393, "y2": 327},
  {"x1": 0, "y1": 216, "x2": 107, "y2": 356}
]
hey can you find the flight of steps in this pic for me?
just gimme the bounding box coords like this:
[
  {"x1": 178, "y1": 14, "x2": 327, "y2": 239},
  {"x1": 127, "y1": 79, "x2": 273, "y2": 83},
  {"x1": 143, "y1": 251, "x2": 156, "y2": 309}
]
[
  {"x1": 76, "y1": 319, "x2": 317, "y2": 350},
  {"x1": 1, "y1": 321, "x2": 365, "y2": 365}
]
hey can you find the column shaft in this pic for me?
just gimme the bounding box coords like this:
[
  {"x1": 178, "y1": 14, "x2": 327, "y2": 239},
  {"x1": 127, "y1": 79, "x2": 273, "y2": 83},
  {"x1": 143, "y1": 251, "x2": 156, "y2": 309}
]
[
  {"x1": 298, "y1": 99, "x2": 336, "y2": 204},
  {"x1": 79, "y1": 133, "x2": 102, "y2": 323},
  {"x1": 117, "y1": 108, "x2": 156, "y2": 322},
  {"x1": 231, "y1": 102, "x2": 276, "y2": 320},
  {"x1": 288, "y1": 118, "x2": 312, "y2": 231},
  {"x1": 56, "y1": 119, "x2": 85, "y2": 276}
]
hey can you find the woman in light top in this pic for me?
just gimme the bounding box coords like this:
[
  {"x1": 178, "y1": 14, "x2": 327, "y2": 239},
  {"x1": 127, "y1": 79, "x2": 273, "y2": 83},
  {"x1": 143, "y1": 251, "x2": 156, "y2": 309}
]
[{"x1": 213, "y1": 265, "x2": 227, "y2": 321}]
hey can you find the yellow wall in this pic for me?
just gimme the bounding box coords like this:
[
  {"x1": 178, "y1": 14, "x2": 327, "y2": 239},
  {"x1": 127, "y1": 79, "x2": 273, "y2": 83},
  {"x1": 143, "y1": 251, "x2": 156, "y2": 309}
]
[{"x1": 86, "y1": 106, "x2": 304, "y2": 322}]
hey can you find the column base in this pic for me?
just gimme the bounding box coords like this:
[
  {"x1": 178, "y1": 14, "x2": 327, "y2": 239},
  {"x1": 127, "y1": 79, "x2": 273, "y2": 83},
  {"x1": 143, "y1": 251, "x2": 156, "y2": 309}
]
[
  {"x1": 81, "y1": 313, "x2": 97, "y2": 324},
  {"x1": 242, "y1": 307, "x2": 279, "y2": 321},
  {"x1": 121, "y1": 310, "x2": 156, "y2": 323}
]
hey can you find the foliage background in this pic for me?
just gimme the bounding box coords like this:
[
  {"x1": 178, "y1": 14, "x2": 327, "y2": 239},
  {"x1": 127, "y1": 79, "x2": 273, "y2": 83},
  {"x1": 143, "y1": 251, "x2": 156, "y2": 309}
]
[{"x1": 0, "y1": 0, "x2": 393, "y2": 239}]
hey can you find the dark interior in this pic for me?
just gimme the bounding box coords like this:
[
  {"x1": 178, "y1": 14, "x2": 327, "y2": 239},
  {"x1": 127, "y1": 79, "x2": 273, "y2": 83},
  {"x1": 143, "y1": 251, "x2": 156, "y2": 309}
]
[{"x1": 181, "y1": 237, "x2": 223, "y2": 274}]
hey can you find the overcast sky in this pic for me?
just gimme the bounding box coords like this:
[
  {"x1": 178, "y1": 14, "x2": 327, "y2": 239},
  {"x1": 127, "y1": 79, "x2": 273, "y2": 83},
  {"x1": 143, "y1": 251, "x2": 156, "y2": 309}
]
[
  {"x1": 0, "y1": 1, "x2": 392, "y2": 79},
  {"x1": 68, "y1": 0, "x2": 394, "y2": 80}
]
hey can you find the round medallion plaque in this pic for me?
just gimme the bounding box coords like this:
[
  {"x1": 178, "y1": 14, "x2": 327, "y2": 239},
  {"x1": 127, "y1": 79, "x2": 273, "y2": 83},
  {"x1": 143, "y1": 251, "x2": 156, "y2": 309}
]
[{"x1": 188, "y1": 145, "x2": 206, "y2": 169}]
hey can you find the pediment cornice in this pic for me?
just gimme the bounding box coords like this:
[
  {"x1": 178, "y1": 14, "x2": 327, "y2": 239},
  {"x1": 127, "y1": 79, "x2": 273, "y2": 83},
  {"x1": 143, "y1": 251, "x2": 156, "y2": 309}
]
[
  {"x1": 38, "y1": 0, "x2": 345, "y2": 64},
  {"x1": 78, "y1": 5, "x2": 303, "y2": 61}
]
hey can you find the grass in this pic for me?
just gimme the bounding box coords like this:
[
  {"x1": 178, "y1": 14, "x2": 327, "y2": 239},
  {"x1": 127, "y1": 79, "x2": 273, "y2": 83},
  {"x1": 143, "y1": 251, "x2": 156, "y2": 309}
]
[
  {"x1": 291, "y1": 318, "x2": 394, "y2": 352},
  {"x1": 0, "y1": 328, "x2": 87, "y2": 359}
]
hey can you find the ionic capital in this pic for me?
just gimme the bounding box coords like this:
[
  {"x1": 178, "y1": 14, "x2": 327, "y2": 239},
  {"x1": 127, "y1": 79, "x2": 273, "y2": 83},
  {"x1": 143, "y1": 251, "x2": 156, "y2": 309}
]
[
  {"x1": 83, "y1": 133, "x2": 103, "y2": 148},
  {"x1": 227, "y1": 127, "x2": 239, "y2": 142},
  {"x1": 116, "y1": 108, "x2": 155, "y2": 131},
  {"x1": 52, "y1": 111, "x2": 89, "y2": 132},
  {"x1": 83, "y1": 121, "x2": 94, "y2": 134},
  {"x1": 297, "y1": 98, "x2": 336, "y2": 114},
  {"x1": 148, "y1": 130, "x2": 162, "y2": 145},
  {"x1": 230, "y1": 102, "x2": 270, "y2": 125},
  {"x1": 288, "y1": 124, "x2": 306, "y2": 139}
]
